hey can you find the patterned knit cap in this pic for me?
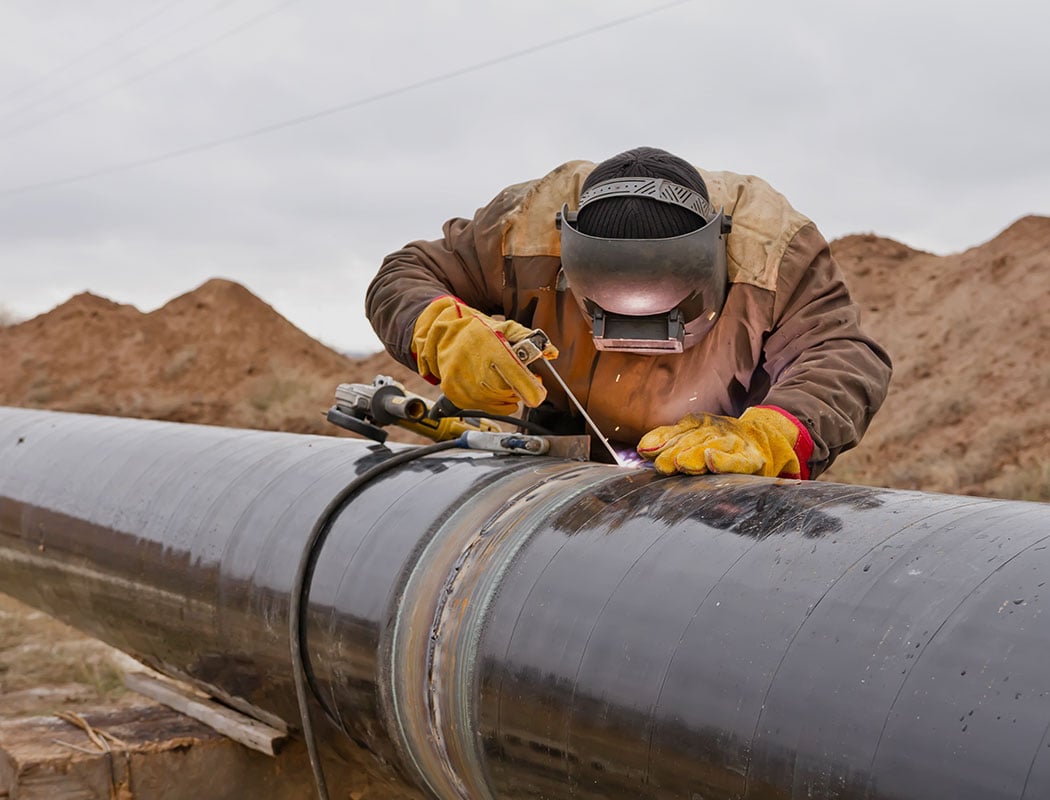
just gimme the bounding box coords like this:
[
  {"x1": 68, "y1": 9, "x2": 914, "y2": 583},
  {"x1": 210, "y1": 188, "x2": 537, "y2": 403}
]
[{"x1": 577, "y1": 146, "x2": 709, "y2": 239}]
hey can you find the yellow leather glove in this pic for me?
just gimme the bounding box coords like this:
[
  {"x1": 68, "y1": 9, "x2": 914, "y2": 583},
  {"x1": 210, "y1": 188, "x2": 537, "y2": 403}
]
[
  {"x1": 412, "y1": 296, "x2": 558, "y2": 415},
  {"x1": 637, "y1": 406, "x2": 813, "y2": 479}
]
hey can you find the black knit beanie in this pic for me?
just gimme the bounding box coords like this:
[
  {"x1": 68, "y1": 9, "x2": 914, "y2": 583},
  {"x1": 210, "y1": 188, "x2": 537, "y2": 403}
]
[{"x1": 577, "y1": 146, "x2": 709, "y2": 239}]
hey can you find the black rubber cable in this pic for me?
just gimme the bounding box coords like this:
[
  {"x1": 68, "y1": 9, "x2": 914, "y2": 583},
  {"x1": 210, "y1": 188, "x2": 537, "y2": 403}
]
[
  {"x1": 455, "y1": 410, "x2": 554, "y2": 436},
  {"x1": 289, "y1": 439, "x2": 462, "y2": 800}
]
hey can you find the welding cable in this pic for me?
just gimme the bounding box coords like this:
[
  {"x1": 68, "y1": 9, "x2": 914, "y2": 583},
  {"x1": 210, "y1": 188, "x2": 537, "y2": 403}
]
[
  {"x1": 455, "y1": 409, "x2": 554, "y2": 435},
  {"x1": 289, "y1": 438, "x2": 463, "y2": 800},
  {"x1": 426, "y1": 395, "x2": 553, "y2": 436}
]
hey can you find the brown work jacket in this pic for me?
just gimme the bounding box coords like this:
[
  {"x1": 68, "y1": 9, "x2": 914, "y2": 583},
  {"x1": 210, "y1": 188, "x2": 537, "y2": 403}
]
[{"x1": 366, "y1": 161, "x2": 892, "y2": 477}]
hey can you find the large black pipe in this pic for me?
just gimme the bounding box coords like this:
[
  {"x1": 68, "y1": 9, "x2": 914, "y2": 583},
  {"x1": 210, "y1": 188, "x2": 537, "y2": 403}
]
[{"x1": 1, "y1": 406, "x2": 1049, "y2": 799}]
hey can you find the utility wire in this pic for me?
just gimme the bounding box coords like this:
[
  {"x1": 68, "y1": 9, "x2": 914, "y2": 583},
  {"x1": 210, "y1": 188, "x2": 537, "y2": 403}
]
[
  {"x1": 0, "y1": 0, "x2": 301, "y2": 141},
  {"x1": 0, "y1": 0, "x2": 694, "y2": 200},
  {"x1": 0, "y1": 0, "x2": 241, "y2": 125},
  {"x1": 0, "y1": 0, "x2": 187, "y2": 107}
]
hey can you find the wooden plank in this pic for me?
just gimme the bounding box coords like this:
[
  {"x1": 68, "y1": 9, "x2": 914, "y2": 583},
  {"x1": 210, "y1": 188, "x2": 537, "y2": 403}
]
[
  {"x1": 122, "y1": 672, "x2": 287, "y2": 756},
  {"x1": 0, "y1": 704, "x2": 327, "y2": 800}
]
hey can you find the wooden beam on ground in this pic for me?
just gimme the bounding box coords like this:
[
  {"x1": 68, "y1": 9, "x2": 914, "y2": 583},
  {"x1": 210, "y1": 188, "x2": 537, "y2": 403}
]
[
  {"x1": 0, "y1": 704, "x2": 316, "y2": 800},
  {"x1": 122, "y1": 672, "x2": 287, "y2": 757}
]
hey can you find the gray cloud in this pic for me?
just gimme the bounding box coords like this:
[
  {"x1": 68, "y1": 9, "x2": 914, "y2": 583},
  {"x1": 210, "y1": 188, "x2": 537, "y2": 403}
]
[{"x1": 2, "y1": 0, "x2": 1048, "y2": 351}]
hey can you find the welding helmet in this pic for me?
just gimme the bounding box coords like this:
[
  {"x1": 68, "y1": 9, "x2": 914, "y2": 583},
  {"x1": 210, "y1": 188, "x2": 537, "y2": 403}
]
[{"x1": 556, "y1": 174, "x2": 732, "y2": 354}]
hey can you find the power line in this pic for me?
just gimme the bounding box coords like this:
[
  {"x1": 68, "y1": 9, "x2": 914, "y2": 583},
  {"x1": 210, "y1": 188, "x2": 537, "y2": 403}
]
[
  {"x1": 0, "y1": 0, "x2": 241, "y2": 126},
  {"x1": 0, "y1": 0, "x2": 187, "y2": 108},
  {"x1": 0, "y1": 0, "x2": 695, "y2": 200},
  {"x1": 0, "y1": 0, "x2": 301, "y2": 142}
]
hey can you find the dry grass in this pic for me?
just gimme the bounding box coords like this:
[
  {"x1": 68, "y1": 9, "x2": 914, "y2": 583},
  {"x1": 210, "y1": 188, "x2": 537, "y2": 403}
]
[
  {"x1": 161, "y1": 345, "x2": 199, "y2": 381},
  {"x1": 983, "y1": 460, "x2": 1050, "y2": 503},
  {"x1": 248, "y1": 375, "x2": 307, "y2": 412},
  {"x1": 0, "y1": 593, "x2": 131, "y2": 717}
]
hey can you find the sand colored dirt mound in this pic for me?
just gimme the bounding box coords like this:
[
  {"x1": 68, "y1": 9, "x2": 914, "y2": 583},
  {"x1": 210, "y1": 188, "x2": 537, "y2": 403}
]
[
  {"x1": 824, "y1": 216, "x2": 1050, "y2": 500},
  {"x1": 0, "y1": 278, "x2": 434, "y2": 440}
]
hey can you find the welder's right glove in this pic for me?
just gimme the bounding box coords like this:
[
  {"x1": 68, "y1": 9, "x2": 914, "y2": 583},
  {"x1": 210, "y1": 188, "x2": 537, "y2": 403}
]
[
  {"x1": 411, "y1": 295, "x2": 557, "y2": 416},
  {"x1": 636, "y1": 406, "x2": 814, "y2": 479}
]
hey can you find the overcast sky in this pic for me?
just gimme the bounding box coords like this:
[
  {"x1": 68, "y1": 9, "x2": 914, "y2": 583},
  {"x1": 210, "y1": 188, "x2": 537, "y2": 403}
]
[{"x1": 1, "y1": 0, "x2": 1047, "y2": 353}]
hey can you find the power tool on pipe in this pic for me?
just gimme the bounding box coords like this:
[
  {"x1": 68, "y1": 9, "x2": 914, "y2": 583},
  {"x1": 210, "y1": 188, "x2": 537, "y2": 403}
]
[{"x1": 326, "y1": 330, "x2": 590, "y2": 458}]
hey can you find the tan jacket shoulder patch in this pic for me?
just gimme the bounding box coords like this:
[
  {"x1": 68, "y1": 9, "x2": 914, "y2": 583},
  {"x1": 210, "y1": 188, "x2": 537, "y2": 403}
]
[
  {"x1": 501, "y1": 161, "x2": 811, "y2": 292},
  {"x1": 501, "y1": 160, "x2": 595, "y2": 257},
  {"x1": 700, "y1": 169, "x2": 811, "y2": 291}
]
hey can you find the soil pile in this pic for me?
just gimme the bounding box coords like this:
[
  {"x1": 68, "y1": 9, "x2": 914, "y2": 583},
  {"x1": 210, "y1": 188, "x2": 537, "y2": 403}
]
[
  {"x1": 824, "y1": 216, "x2": 1050, "y2": 500},
  {"x1": 1, "y1": 218, "x2": 1048, "y2": 500},
  {"x1": 0, "y1": 278, "x2": 433, "y2": 438}
]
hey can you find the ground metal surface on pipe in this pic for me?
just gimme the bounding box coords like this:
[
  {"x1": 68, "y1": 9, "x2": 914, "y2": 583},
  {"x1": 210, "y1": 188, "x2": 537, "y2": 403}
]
[{"x1": 1, "y1": 406, "x2": 1049, "y2": 800}]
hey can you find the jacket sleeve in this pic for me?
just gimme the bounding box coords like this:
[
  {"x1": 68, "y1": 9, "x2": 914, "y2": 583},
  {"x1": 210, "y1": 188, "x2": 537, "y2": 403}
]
[
  {"x1": 761, "y1": 223, "x2": 892, "y2": 477},
  {"x1": 364, "y1": 191, "x2": 514, "y2": 369}
]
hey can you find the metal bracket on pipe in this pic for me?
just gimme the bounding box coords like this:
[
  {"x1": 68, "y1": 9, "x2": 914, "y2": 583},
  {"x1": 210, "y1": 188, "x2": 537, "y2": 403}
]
[
  {"x1": 456, "y1": 431, "x2": 550, "y2": 455},
  {"x1": 454, "y1": 432, "x2": 591, "y2": 460}
]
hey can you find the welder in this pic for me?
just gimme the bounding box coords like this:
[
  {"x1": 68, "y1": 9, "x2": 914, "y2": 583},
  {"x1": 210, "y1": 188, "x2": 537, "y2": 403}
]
[{"x1": 365, "y1": 146, "x2": 891, "y2": 479}]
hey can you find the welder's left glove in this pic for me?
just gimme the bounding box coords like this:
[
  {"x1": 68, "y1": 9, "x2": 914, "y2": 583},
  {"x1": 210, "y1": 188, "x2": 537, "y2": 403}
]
[{"x1": 636, "y1": 406, "x2": 814, "y2": 479}]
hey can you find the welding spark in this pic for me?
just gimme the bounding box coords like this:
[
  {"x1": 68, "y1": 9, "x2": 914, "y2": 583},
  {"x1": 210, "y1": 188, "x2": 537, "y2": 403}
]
[{"x1": 615, "y1": 448, "x2": 645, "y2": 468}]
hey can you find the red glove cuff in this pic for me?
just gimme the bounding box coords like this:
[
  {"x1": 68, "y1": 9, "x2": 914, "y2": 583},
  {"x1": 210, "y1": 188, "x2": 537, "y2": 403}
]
[{"x1": 755, "y1": 405, "x2": 815, "y2": 480}]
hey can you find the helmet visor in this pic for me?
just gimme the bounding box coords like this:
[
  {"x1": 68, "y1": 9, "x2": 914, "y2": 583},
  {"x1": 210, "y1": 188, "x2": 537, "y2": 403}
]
[{"x1": 558, "y1": 203, "x2": 729, "y2": 353}]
